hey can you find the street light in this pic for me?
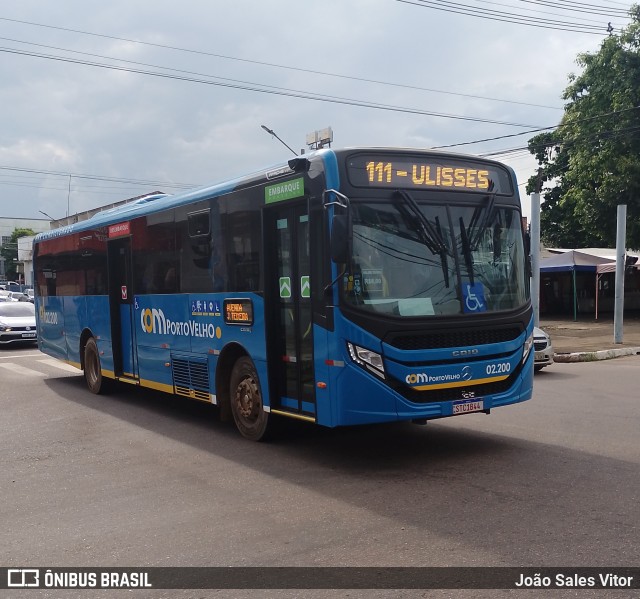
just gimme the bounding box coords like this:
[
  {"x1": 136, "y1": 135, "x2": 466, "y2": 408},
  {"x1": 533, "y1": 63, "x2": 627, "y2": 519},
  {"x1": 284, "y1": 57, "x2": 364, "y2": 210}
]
[{"x1": 260, "y1": 125, "x2": 297, "y2": 156}]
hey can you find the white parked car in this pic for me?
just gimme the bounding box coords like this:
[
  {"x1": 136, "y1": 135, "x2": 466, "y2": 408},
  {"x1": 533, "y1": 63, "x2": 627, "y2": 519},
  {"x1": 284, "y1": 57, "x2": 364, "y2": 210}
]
[
  {"x1": 0, "y1": 302, "x2": 37, "y2": 345},
  {"x1": 533, "y1": 326, "x2": 553, "y2": 372},
  {"x1": 6, "y1": 291, "x2": 30, "y2": 302}
]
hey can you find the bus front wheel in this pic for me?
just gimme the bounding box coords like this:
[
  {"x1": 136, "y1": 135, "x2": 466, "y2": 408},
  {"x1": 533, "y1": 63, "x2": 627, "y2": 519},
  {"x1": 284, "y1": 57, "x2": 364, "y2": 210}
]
[
  {"x1": 229, "y1": 357, "x2": 269, "y2": 441},
  {"x1": 84, "y1": 337, "x2": 108, "y2": 394}
]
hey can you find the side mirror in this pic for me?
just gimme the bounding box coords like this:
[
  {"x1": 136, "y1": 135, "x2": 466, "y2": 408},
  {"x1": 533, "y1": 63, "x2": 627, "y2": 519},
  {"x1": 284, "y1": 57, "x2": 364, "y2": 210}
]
[{"x1": 330, "y1": 214, "x2": 350, "y2": 264}]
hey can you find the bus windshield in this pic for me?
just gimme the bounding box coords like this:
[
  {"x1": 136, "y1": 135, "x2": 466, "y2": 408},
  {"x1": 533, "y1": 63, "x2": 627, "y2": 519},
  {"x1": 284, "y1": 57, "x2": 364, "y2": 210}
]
[{"x1": 342, "y1": 196, "x2": 529, "y2": 317}]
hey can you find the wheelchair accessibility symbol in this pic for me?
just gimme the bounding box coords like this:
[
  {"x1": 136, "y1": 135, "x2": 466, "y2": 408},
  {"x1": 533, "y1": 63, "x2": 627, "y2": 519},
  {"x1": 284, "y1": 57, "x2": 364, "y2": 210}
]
[{"x1": 462, "y1": 283, "x2": 486, "y2": 313}]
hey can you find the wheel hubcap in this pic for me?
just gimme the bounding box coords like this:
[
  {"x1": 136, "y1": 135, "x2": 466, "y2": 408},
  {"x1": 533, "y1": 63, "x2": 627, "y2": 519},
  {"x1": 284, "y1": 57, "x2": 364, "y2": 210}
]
[{"x1": 235, "y1": 377, "x2": 259, "y2": 420}]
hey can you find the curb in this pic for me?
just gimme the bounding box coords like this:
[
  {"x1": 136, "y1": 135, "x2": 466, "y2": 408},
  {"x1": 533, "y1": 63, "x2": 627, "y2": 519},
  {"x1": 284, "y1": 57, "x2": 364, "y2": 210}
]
[{"x1": 554, "y1": 346, "x2": 640, "y2": 363}]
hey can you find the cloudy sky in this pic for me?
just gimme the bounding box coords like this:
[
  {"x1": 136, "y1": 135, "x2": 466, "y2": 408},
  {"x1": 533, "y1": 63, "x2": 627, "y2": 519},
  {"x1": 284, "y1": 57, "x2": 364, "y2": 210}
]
[{"x1": 0, "y1": 0, "x2": 635, "y2": 222}]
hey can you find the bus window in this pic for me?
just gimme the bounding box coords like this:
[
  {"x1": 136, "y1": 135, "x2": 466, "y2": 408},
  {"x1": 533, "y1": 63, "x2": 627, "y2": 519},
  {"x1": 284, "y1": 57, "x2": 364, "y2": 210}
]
[
  {"x1": 223, "y1": 210, "x2": 261, "y2": 293},
  {"x1": 176, "y1": 202, "x2": 214, "y2": 293}
]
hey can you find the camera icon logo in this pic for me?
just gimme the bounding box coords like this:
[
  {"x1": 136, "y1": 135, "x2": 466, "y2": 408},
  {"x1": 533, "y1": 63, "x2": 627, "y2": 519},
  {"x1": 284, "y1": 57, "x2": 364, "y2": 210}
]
[{"x1": 8, "y1": 569, "x2": 40, "y2": 587}]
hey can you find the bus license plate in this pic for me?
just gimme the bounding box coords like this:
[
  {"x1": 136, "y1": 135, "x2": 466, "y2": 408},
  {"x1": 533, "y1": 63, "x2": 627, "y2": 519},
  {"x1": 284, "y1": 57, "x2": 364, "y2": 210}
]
[{"x1": 453, "y1": 399, "x2": 484, "y2": 415}]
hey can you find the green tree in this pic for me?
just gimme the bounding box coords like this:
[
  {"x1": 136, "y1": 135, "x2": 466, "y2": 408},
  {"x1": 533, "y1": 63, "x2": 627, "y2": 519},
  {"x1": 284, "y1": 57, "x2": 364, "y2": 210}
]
[
  {"x1": 0, "y1": 228, "x2": 36, "y2": 281},
  {"x1": 527, "y1": 5, "x2": 640, "y2": 248}
]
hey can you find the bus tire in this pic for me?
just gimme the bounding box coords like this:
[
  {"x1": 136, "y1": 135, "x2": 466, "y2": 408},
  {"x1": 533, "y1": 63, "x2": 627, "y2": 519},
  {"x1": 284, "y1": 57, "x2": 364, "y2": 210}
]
[
  {"x1": 229, "y1": 356, "x2": 269, "y2": 441},
  {"x1": 84, "y1": 337, "x2": 109, "y2": 395}
]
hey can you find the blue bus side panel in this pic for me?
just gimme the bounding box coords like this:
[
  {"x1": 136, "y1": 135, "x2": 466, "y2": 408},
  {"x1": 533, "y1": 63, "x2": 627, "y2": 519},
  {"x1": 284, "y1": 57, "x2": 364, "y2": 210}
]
[
  {"x1": 133, "y1": 293, "x2": 269, "y2": 404},
  {"x1": 312, "y1": 324, "x2": 332, "y2": 426},
  {"x1": 62, "y1": 296, "x2": 87, "y2": 365},
  {"x1": 317, "y1": 312, "x2": 398, "y2": 426},
  {"x1": 36, "y1": 296, "x2": 68, "y2": 362},
  {"x1": 88, "y1": 296, "x2": 114, "y2": 374},
  {"x1": 332, "y1": 364, "x2": 400, "y2": 425},
  {"x1": 37, "y1": 295, "x2": 113, "y2": 371},
  {"x1": 137, "y1": 345, "x2": 173, "y2": 390},
  {"x1": 119, "y1": 304, "x2": 137, "y2": 377}
]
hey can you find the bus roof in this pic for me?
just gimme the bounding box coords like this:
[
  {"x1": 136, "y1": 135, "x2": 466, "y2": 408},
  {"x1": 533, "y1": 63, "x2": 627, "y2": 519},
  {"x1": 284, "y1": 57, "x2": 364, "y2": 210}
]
[{"x1": 34, "y1": 147, "x2": 514, "y2": 242}]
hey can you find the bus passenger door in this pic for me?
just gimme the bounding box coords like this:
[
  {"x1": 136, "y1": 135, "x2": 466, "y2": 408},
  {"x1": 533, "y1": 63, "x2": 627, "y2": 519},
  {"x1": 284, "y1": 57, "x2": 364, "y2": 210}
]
[
  {"x1": 108, "y1": 237, "x2": 138, "y2": 381},
  {"x1": 265, "y1": 202, "x2": 316, "y2": 419}
]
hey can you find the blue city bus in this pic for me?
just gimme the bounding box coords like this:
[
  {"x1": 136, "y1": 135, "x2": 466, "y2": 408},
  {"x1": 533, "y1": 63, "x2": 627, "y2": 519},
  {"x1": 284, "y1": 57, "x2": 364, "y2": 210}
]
[{"x1": 33, "y1": 147, "x2": 533, "y2": 440}]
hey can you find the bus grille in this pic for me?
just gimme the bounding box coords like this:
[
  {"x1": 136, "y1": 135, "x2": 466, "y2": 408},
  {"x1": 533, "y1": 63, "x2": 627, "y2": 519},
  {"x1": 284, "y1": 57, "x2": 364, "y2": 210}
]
[
  {"x1": 387, "y1": 326, "x2": 522, "y2": 350},
  {"x1": 172, "y1": 358, "x2": 211, "y2": 401}
]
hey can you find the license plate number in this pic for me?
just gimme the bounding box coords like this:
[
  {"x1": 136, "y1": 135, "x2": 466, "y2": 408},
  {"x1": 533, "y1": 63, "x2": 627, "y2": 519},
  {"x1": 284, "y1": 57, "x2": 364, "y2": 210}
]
[
  {"x1": 21, "y1": 333, "x2": 36, "y2": 338},
  {"x1": 453, "y1": 399, "x2": 484, "y2": 415},
  {"x1": 534, "y1": 351, "x2": 545, "y2": 360}
]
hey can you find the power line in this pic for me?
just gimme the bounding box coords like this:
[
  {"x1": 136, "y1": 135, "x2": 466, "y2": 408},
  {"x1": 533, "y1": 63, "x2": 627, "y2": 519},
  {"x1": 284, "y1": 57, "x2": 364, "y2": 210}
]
[
  {"x1": 432, "y1": 105, "x2": 640, "y2": 149},
  {"x1": 432, "y1": 126, "x2": 555, "y2": 149},
  {"x1": 0, "y1": 17, "x2": 561, "y2": 110},
  {"x1": 0, "y1": 179, "x2": 162, "y2": 196},
  {"x1": 401, "y1": 0, "x2": 629, "y2": 27},
  {"x1": 481, "y1": 123, "x2": 640, "y2": 159},
  {"x1": 515, "y1": 0, "x2": 632, "y2": 17},
  {"x1": 0, "y1": 46, "x2": 546, "y2": 129},
  {"x1": 0, "y1": 164, "x2": 196, "y2": 189},
  {"x1": 473, "y1": 0, "x2": 630, "y2": 22},
  {"x1": 395, "y1": 0, "x2": 630, "y2": 33}
]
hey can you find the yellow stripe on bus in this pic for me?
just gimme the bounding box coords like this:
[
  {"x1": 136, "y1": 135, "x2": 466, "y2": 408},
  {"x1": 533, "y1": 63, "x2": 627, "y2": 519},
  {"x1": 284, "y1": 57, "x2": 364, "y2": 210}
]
[
  {"x1": 270, "y1": 409, "x2": 316, "y2": 423},
  {"x1": 139, "y1": 379, "x2": 175, "y2": 394},
  {"x1": 410, "y1": 374, "x2": 509, "y2": 391}
]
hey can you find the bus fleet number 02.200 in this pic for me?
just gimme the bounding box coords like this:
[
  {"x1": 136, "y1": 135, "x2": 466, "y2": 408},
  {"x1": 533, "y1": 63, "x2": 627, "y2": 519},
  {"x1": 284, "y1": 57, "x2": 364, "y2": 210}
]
[{"x1": 486, "y1": 362, "x2": 511, "y2": 375}]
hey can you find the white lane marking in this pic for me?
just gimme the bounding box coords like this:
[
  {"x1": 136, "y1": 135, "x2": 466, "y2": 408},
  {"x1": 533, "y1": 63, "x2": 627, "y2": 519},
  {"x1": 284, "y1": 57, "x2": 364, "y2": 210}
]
[
  {"x1": 37, "y1": 359, "x2": 81, "y2": 374},
  {"x1": 0, "y1": 352, "x2": 43, "y2": 360},
  {"x1": 0, "y1": 362, "x2": 46, "y2": 377}
]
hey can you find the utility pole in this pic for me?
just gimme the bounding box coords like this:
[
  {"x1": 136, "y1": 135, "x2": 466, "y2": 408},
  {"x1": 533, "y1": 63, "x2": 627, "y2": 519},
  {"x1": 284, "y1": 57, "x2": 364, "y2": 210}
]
[
  {"x1": 614, "y1": 204, "x2": 627, "y2": 343},
  {"x1": 67, "y1": 174, "x2": 72, "y2": 219},
  {"x1": 530, "y1": 171, "x2": 542, "y2": 327}
]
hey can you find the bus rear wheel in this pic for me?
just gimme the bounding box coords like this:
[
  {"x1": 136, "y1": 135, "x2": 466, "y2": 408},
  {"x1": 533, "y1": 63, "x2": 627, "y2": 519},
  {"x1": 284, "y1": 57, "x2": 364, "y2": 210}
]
[
  {"x1": 84, "y1": 337, "x2": 109, "y2": 394},
  {"x1": 229, "y1": 357, "x2": 269, "y2": 441}
]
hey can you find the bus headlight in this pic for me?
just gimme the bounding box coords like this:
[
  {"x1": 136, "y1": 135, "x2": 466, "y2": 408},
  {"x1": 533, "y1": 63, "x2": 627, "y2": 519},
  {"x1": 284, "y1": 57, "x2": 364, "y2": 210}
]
[
  {"x1": 347, "y1": 342, "x2": 385, "y2": 379},
  {"x1": 522, "y1": 332, "x2": 534, "y2": 364}
]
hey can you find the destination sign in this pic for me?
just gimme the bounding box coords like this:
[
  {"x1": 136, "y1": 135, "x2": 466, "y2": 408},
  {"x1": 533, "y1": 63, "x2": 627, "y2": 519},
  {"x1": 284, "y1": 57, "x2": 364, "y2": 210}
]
[
  {"x1": 347, "y1": 155, "x2": 511, "y2": 194},
  {"x1": 108, "y1": 221, "x2": 131, "y2": 238},
  {"x1": 223, "y1": 299, "x2": 254, "y2": 326}
]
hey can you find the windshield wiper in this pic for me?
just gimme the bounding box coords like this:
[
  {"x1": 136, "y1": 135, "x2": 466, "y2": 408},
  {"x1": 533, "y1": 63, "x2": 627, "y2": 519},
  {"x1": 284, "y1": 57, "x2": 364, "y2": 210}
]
[
  {"x1": 459, "y1": 216, "x2": 475, "y2": 286},
  {"x1": 393, "y1": 190, "x2": 451, "y2": 288},
  {"x1": 468, "y1": 192, "x2": 496, "y2": 250}
]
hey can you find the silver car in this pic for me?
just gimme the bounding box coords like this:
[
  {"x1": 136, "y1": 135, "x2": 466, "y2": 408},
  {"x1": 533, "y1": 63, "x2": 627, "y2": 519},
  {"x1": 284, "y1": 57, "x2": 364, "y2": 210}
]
[
  {"x1": 0, "y1": 302, "x2": 38, "y2": 345},
  {"x1": 533, "y1": 326, "x2": 553, "y2": 372}
]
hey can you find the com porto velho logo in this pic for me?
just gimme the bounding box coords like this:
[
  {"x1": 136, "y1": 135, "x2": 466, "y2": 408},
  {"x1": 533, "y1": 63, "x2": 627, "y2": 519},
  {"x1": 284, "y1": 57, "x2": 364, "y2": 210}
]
[
  {"x1": 140, "y1": 307, "x2": 168, "y2": 334},
  {"x1": 140, "y1": 307, "x2": 220, "y2": 339},
  {"x1": 405, "y1": 366, "x2": 473, "y2": 386}
]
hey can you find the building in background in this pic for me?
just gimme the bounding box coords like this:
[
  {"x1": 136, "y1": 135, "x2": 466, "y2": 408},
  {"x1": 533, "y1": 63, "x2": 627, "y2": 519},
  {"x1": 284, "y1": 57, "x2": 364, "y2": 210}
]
[
  {"x1": 17, "y1": 235, "x2": 36, "y2": 286},
  {"x1": 0, "y1": 217, "x2": 49, "y2": 282},
  {"x1": 45, "y1": 191, "x2": 165, "y2": 230}
]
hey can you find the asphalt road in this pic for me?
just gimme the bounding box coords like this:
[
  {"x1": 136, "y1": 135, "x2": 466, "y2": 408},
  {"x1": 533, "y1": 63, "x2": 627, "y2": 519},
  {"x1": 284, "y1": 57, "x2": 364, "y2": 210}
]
[{"x1": 1, "y1": 346, "x2": 639, "y2": 598}]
